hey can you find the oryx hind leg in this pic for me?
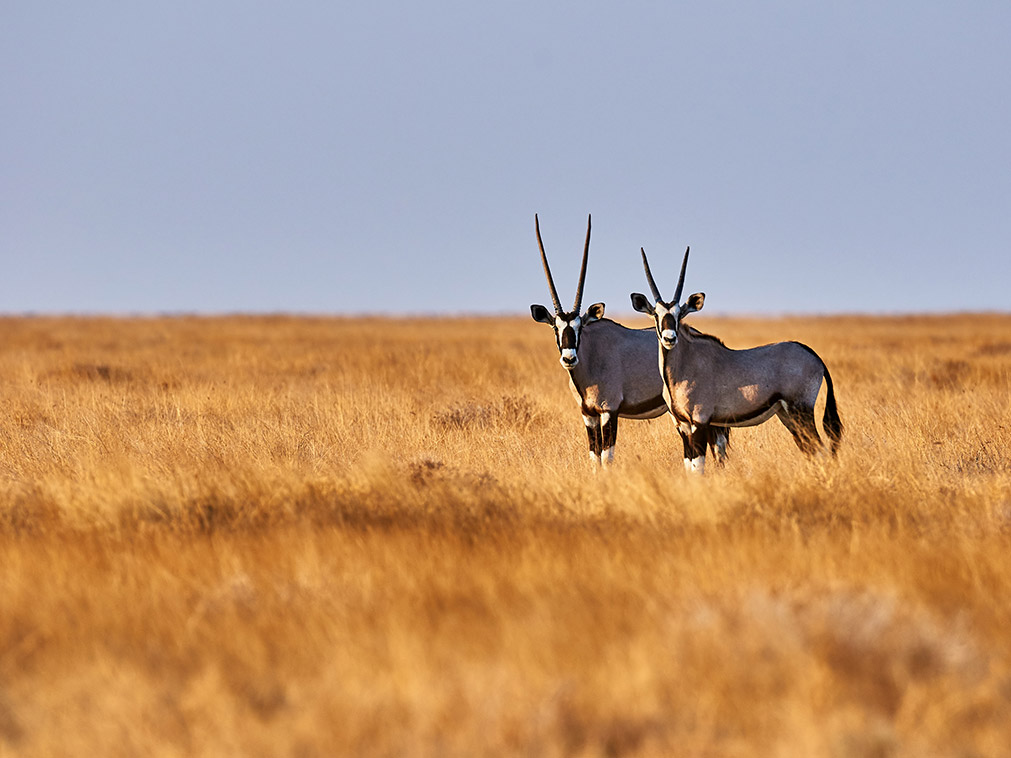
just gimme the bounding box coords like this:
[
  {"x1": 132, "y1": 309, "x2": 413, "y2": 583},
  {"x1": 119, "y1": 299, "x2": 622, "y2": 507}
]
[
  {"x1": 710, "y1": 427, "x2": 729, "y2": 466},
  {"x1": 777, "y1": 403, "x2": 822, "y2": 456}
]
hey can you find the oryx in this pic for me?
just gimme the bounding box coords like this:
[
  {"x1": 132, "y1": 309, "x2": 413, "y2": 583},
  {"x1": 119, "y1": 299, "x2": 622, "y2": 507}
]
[
  {"x1": 631, "y1": 246, "x2": 842, "y2": 474},
  {"x1": 530, "y1": 214, "x2": 728, "y2": 466}
]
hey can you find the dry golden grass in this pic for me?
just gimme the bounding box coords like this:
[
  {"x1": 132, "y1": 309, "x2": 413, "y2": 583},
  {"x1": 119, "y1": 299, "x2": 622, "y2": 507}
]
[{"x1": 1, "y1": 312, "x2": 1010, "y2": 756}]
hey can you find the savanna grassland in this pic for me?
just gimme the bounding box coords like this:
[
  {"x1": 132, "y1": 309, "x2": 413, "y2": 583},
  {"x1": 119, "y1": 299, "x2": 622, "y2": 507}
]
[{"x1": 1, "y1": 312, "x2": 1011, "y2": 757}]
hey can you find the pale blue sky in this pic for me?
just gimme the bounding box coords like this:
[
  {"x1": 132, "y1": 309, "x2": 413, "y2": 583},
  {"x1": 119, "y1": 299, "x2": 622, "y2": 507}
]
[{"x1": 3, "y1": 2, "x2": 1009, "y2": 315}]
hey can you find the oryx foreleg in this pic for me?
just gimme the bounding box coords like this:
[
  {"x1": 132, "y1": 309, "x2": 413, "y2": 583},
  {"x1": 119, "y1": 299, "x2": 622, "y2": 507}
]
[
  {"x1": 583, "y1": 412, "x2": 604, "y2": 465},
  {"x1": 674, "y1": 417, "x2": 709, "y2": 474},
  {"x1": 684, "y1": 423, "x2": 710, "y2": 474},
  {"x1": 600, "y1": 411, "x2": 617, "y2": 465}
]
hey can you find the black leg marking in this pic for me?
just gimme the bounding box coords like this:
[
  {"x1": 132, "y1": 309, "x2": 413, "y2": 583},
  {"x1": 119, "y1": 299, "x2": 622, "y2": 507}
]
[
  {"x1": 602, "y1": 414, "x2": 618, "y2": 453},
  {"x1": 676, "y1": 422, "x2": 710, "y2": 473},
  {"x1": 687, "y1": 423, "x2": 710, "y2": 461},
  {"x1": 584, "y1": 415, "x2": 603, "y2": 460},
  {"x1": 680, "y1": 431, "x2": 693, "y2": 461}
]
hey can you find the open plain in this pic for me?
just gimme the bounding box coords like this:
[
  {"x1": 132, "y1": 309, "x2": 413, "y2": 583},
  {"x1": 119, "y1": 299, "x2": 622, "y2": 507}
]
[{"x1": 1, "y1": 312, "x2": 1010, "y2": 756}]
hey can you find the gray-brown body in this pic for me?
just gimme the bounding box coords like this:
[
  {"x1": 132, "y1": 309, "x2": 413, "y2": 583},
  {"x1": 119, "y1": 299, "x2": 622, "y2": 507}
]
[
  {"x1": 633, "y1": 245, "x2": 842, "y2": 472},
  {"x1": 662, "y1": 332, "x2": 830, "y2": 430},
  {"x1": 571, "y1": 319, "x2": 667, "y2": 421}
]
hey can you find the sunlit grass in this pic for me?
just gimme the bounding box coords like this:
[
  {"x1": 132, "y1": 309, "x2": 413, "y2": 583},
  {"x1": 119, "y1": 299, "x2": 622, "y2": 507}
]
[{"x1": 1, "y1": 313, "x2": 1010, "y2": 756}]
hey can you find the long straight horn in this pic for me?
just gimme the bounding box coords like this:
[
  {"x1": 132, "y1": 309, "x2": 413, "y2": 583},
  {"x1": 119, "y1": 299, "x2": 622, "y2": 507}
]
[
  {"x1": 640, "y1": 248, "x2": 663, "y2": 302},
  {"x1": 572, "y1": 214, "x2": 591, "y2": 313},
  {"x1": 535, "y1": 214, "x2": 563, "y2": 314},
  {"x1": 672, "y1": 246, "x2": 690, "y2": 305}
]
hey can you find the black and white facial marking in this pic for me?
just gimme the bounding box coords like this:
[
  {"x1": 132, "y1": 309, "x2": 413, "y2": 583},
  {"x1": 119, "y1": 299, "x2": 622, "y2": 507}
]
[
  {"x1": 531, "y1": 213, "x2": 601, "y2": 371},
  {"x1": 630, "y1": 295, "x2": 676, "y2": 350},
  {"x1": 630, "y1": 293, "x2": 705, "y2": 351},
  {"x1": 653, "y1": 302, "x2": 677, "y2": 350},
  {"x1": 556, "y1": 312, "x2": 581, "y2": 368},
  {"x1": 630, "y1": 245, "x2": 704, "y2": 351},
  {"x1": 530, "y1": 303, "x2": 605, "y2": 369}
]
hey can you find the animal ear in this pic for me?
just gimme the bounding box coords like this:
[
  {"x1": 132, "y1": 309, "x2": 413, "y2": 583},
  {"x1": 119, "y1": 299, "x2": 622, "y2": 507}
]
[
  {"x1": 530, "y1": 304, "x2": 554, "y2": 324},
  {"x1": 584, "y1": 302, "x2": 605, "y2": 322},
  {"x1": 681, "y1": 292, "x2": 705, "y2": 317},
  {"x1": 630, "y1": 293, "x2": 654, "y2": 315}
]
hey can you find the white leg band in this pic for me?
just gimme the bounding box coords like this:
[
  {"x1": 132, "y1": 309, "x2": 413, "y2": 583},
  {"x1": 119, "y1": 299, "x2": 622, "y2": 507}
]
[{"x1": 684, "y1": 456, "x2": 705, "y2": 474}]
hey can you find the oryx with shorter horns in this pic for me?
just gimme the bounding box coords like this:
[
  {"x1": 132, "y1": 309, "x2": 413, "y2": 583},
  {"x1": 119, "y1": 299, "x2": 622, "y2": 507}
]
[
  {"x1": 531, "y1": 214, "x2": 728, "y2": 466},
  {"x1": 631, "y1": 246, "x2": 842, "y2": 473}
]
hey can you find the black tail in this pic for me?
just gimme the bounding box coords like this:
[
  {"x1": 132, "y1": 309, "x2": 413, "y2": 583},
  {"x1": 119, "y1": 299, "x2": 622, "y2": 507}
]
[{"x1": 822, "y1": 365, "x2": 843, "y2": 456}]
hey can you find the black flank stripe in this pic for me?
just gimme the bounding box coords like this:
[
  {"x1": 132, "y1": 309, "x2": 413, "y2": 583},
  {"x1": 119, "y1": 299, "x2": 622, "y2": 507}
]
[
  {"x1": 619, "y1": 395, "x2": 667, "y2": 416},
  {"x1": 713, "y1": 394, "x2": 784, "y2": 426}
]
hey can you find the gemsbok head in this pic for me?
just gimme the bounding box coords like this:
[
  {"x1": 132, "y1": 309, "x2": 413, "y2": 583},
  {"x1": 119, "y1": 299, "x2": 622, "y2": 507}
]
[
  {"x1": 530, "y1": 215, "x2": 728, "y2": 466},
  {"x1": 631, "y1": 246, "x2": 842, "y2": 474},
  {"x1": 529, "y1": 214, "x2": 603, "y2": 370}
]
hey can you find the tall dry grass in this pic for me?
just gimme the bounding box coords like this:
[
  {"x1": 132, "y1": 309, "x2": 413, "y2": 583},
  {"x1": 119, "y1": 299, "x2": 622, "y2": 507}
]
[{"x1": 1, "y1": 312, "x2": 1010, "y2": 756}]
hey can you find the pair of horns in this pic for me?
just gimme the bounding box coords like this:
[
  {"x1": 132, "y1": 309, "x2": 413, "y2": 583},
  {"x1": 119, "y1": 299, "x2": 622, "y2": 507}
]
[
  {"x1": 641, "y1": 245, "x2": 689, "y2": 305},
  {"x1": 535, "y1": 213, "x2": 591, "y2": 315},
  {"x1": 535, "y1": 215, "x2": 690, "y2": 309}
]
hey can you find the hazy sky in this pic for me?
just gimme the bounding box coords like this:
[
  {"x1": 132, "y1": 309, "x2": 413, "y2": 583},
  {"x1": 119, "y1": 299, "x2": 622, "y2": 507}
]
[{"x1": 4, "y1": 2, "x2": 1009, "y2": 315}]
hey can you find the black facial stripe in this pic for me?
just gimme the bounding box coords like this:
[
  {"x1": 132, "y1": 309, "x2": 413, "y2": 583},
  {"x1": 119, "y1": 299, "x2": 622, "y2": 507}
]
[
  {"x1": 560, "y1": 325, "x2": 577, "y2": 350},
  {"x1": 660, "y1": 313, "x2": 677, "y2": 333}
]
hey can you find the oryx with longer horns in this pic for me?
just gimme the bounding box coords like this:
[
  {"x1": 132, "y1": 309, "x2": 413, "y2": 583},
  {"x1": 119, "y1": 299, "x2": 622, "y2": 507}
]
[
  {"x1": 530, "y1": 214, "x2": 728, "y2": 466},
  {"x1": 631, "y1": 246, "x2": 842, "y2": 474}
]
